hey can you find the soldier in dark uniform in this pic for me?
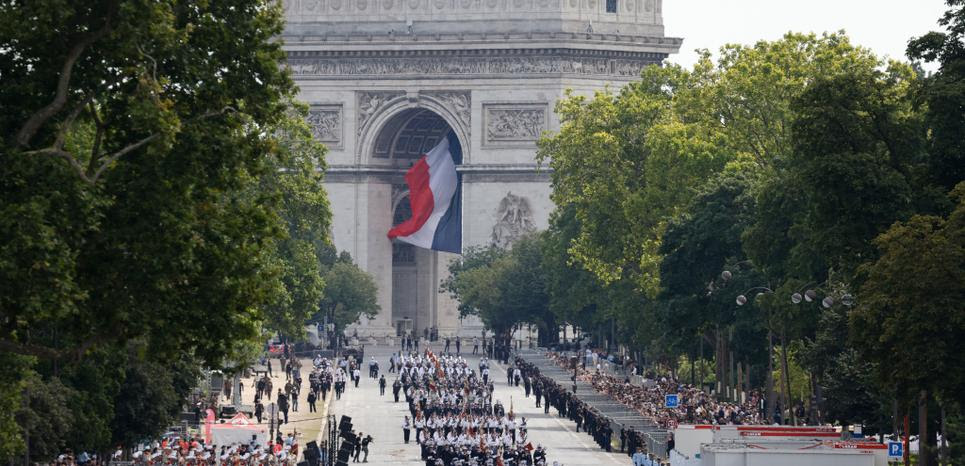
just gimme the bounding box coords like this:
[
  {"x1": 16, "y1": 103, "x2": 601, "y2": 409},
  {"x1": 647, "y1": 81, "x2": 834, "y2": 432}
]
[
  {"x1": 392, "y1": 378, "x2": 402, "y2": 402},
  {"x1": 573, "y1": 406, "x2": 583, "y2": 433}
]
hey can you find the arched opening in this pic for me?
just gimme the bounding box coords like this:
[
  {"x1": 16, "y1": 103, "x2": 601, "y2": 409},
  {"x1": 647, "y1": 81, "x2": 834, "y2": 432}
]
[
  {"x1": 373, "y1": 108, "x2": 455, "y2": 167},
  {"x1": 381, "y1": 108, "x2": 460, "y2": 338}
]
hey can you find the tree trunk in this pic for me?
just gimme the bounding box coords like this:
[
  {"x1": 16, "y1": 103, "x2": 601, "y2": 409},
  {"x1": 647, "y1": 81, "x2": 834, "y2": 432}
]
[
  {"x1": 904, "y1": 411, "x2": 911, "y2": 466},
  {"x1": 699, "y1": 334, "x2": 705, "y2": 391},
  {"x1": 729, "y1": 347, "x2": 736, "y2": 401},
  {"x1": 893, "y1": 397, "x2": 899, "y2": 440},
  {"x1": 716, "y1": 326, "x2": 723, "y2": 397},
  {"x1": 781, "y1": 326, "x2": 795, "y2": 425},
  {"x1": 940, "y1": 403, "x2": 948, "y2": 465},
  {"x1": 766, "y1": 329, "x2": 775, "y2": 424},
  {"x1": 919, "y1": 390, "x2": 930, "y2": 466}
]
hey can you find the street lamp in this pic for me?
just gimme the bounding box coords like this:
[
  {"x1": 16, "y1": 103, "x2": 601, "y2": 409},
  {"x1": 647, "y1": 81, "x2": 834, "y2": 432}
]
[
  {"x1": 735, "y1": 285, "x2": 777, "y2": 424},
  {"x1": 790, "y1": 286, "x2": 854, "y2": 425},
  {"x1": 791, "y1": 288, "x2": 833, "y2": 308}
]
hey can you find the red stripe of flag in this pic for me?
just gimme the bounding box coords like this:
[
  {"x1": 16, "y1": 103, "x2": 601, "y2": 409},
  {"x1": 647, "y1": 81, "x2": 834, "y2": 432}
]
[{"x1": 388, "y1": 156, "x2": 433, "y2": 238}]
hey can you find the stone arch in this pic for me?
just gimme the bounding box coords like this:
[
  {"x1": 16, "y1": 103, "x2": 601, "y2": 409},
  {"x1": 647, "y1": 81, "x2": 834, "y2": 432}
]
[
  {"x1": 391, "y1": 191, "x2": 411, "y2": 224},
  {"x1": 357, "y1": 92, "x2": 470, "y2": 165}
]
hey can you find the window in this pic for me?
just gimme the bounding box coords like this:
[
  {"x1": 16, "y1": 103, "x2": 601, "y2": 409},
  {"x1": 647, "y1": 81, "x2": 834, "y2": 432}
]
[{"x1": 606, "y1": 0, "x2": 617, "y2": 13}]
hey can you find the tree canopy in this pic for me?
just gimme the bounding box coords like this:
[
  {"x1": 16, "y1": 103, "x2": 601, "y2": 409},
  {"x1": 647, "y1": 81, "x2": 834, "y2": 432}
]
[{"x1": 0, "y1": 0, "x2": 335, "y2": 459}]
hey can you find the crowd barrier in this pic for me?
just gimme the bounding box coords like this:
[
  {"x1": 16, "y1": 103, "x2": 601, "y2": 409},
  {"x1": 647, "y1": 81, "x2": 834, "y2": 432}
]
[{"x1": 514, "y1": 347, "x2": 672, "y2": 461}]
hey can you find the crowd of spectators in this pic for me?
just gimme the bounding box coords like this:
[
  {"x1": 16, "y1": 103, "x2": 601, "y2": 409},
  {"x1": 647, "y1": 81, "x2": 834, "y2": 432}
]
[
  {"x1": 546, "y1": 352, "x2": 766, "y2": 428},
  {"x1": 124, "y1": 433, "x2": 300, "y2": 466}
]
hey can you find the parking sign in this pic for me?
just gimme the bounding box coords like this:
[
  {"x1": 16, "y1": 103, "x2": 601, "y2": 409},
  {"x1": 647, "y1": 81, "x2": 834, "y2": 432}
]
[
  {"x1": 665, "y1": 394, "x2": 679, "y2": 408},
  {"x1": 888, "y1": 442, "x2": 903, "y2": 457}
]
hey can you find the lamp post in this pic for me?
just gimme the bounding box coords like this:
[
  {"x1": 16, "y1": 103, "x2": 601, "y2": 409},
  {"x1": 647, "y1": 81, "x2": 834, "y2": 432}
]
[
  {"x1": 706, "y1": 271, "x2": 732, "y2": 401},
  {"x1": 734, "y1": 286, "x2": 776, "y2": 424},
  {"x1": 788, "y1": 286, "x2": 853, "y2": 426}
]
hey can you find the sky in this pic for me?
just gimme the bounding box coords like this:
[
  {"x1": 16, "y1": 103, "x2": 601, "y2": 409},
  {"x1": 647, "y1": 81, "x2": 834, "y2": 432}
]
[{"x1": 662, "y1": 0, "x2": 950, "y2": 71}]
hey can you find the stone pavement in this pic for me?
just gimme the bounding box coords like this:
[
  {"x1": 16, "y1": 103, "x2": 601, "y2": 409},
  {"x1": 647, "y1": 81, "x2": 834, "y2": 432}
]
[
  {"x1": 327, "y1": 344, "x2": 628, "y2": 466},
  {"x1": 235, "y1": 357, "x2": 332, "y2": 456}
]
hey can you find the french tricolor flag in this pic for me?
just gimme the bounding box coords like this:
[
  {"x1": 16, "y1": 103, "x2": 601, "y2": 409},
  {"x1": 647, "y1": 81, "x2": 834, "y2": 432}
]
[{"x1": 387, "y1": 132, "x2": 462, "y2": 253}]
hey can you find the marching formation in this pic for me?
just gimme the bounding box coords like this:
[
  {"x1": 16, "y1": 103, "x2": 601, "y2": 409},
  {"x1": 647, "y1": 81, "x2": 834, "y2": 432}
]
[{"x1": 394, "y1": 351, "x2": 552, "y2": 466}]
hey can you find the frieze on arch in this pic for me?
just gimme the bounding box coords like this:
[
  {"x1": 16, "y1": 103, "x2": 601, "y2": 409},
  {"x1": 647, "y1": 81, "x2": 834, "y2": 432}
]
[{"x1": 287, "y1": 53, "x2": 664, "y2": 79}]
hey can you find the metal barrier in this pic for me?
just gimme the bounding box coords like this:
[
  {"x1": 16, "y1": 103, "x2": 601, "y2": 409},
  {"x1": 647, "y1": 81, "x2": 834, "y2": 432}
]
[
  {"x1": 515, "y1": 347, "x2": 675, "y2": 459},
  {"x1": 644, "y1": 430, "x2": 670, "y2": 459}
]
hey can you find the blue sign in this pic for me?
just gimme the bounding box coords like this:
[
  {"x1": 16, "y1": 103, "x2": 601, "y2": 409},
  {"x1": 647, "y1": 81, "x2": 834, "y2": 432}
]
[
  {"x1": 888, "y1": 442, "x2": 903, "y2": 457},
  {"x1": 665, "y1": 394, "x2": 679, "y2": 408}
]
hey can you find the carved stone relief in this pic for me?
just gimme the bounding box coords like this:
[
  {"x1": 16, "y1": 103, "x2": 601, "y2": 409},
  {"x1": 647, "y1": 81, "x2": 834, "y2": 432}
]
[
  {"x1": 307, "y1": 105, "x2": 343, "y2": 146},
  {"x1": 288, "y1": 55, "x2": 661, "y2": 78},
  {"x1": 423, "y1": 91, "x2": 471, "y2": 133},
  {"x1": 491, "y1": 192, "x2": 536, "y2": 248},
  {"x1": 483, "y1": 103, "x2": 547, "y2": 147},
  {"x1": 357, "y1": 91, "x2": 405, "y2": 135}
]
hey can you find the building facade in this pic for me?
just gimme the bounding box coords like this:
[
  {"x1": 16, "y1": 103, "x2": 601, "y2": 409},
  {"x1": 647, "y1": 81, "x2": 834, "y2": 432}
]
[{"x1": 282, "y1": 0, "x2": 680, "y2": 338}]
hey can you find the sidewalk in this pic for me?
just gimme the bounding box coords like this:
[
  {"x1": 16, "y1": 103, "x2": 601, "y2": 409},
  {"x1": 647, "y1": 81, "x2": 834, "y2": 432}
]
[{"x1": 237, "y1": 357, "x2": 332, "y2": 459}]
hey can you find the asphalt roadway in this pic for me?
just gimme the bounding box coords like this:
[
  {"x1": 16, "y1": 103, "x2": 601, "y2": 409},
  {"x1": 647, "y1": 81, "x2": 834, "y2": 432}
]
[{"x1": 326, "y1": 343, "x2": 627, "y2": 466}]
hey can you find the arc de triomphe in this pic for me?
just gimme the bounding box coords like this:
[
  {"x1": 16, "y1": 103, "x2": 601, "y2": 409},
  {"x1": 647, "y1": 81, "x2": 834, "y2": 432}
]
[{"x1": 282, "y1": 0, "x2": 680, "y2": 338}]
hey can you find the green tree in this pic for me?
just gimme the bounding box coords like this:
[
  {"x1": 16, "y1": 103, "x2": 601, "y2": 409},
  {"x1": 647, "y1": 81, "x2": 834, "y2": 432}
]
[
  {"x1": 537, "y1": 64, "x2": 727, "y2": 294},
  {"x1": 538, "y1": 33, "x2": 881, "y2": 297},
  {"x1": 445, "y1": 236, "x2": 553, "y2": 343},
  {"x1": 820, "y1": 349, "x2": 884, "y2": 432},
  {"x1": 740, "y1": 63, "x2": 928, "y2": 425},
  {"x1": 14, "y1": 373, "x2": 76, "y2": 463},
  {"x1": 110, "y1": 349, "x2": 200, "y2": 447},
  {"x1": 907, "y1": 0, "x2": 965, "y2": 192},
  {"x1": 0, "y1": 0, "x2": 334, "y2": 458},
  {"x1": 657, "y1": 171, "x2": 768, "y2": 390},
  {"x1": 541, "y1": 206, "x2": 606, "y2": 337},
  {"x1": 317, "y1": 258, "x2": 380, "y2": 336},
  {"x1": 442, "y1": 244, "x2": 506, "y2": 317},
  {"x1": 258, "y1": 105, "x2": 332, "y2": 339},
  {"x1": 1, "y1": 0, "x2": 295, "y2": 368},
  {"x1": 851, "y1": 183, "x2": 965, "y2": 410}
]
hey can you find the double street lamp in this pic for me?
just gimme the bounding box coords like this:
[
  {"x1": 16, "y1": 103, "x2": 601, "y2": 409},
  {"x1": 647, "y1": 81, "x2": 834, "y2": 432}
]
[
  {"x1": 729, "y1": 274, "x2": 854, "y2": 426},
  {"x1": 731, "y1": 283, "x2": 777, "y2": 424}
]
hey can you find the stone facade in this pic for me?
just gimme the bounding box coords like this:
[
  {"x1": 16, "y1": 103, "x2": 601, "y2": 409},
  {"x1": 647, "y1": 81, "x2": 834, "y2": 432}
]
[{"x1": 283, "y1": 0, "x2": 679, "y2": 337}]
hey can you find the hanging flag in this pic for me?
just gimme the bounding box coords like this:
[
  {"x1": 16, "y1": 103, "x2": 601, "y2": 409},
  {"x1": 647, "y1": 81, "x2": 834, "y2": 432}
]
[{"x1": 387, "y1": 132, "x2": 462, "y2": 253}]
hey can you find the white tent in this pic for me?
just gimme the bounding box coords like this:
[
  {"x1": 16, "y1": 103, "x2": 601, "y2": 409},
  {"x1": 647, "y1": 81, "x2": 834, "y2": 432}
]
[{"x1": 208, "y1": 412, "x2": 268, "y2": 446}]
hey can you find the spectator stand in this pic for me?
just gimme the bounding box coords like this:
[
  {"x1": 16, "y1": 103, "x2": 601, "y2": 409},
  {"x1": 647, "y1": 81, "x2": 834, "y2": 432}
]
[{"x1": 515, "y1": 348, "x2": 664, "y2": 455}]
